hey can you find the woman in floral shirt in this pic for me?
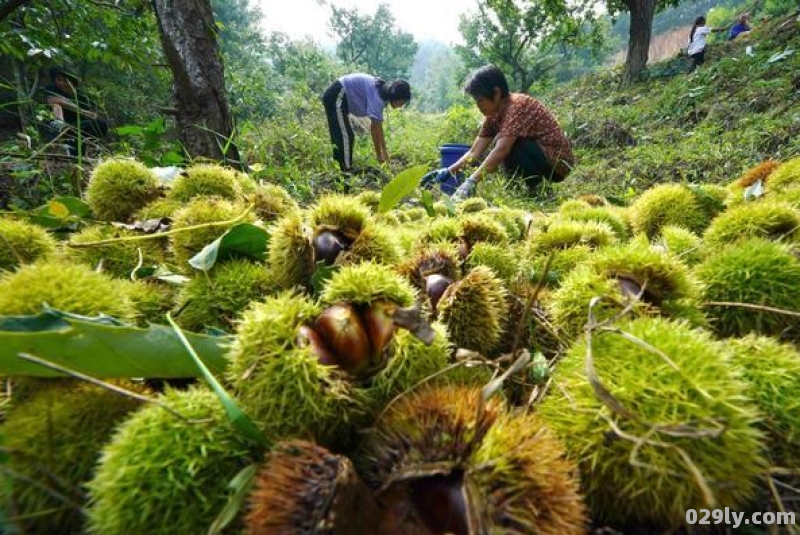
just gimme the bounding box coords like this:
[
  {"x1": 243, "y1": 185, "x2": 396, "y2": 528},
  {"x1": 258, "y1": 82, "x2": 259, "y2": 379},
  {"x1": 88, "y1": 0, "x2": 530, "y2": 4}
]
[{"x1": 445, "y1": 65, "x2": 575, "y2": 201}]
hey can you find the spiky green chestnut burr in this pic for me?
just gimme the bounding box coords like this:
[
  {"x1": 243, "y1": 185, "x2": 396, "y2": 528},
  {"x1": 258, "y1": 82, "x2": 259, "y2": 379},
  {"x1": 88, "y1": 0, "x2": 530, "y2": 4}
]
[
  {"x1": 726, "y1": 334, "x2": 800, "y2": 467},
  {"x1": 459, "y1": 213, "x2": 509, "y2": 249},
  {"x1": 336, "y1": 222, "x2": 400, "y2": 266},
  {"x1": 166, "y1": 163, "x2": 242, "y2": 202},
  {"x1": 133, "y1": 199, "x2": 183, "y2": 221},
  {"x1": 1, "y1": 381, "x2": 148, "y2": 535},
  {"x1": 702, "y1": 201, "x2": 800, "y2": 247},
  {"x1": 226, "y1": 291, "x2": 364, "y2": 447},
  {"x1": 170, "y1": 197, "x2": 251, "y2": 270},
  {"x1": 66, "y1": 224, "x2": 166, "y2": 278},
  {"x1": 267, "y1": 211, "x2": 316, "y2": 292},
  {"x1": 357, "y1": 385, "x2": 589, "y2": 535},
  {"x1": 465, "y1": 242, "x2": 520, "y2": 285},
  {"x1": 86, "y1": 386, "x2": 255, "y2": 535},
  {"x1": 0, "y1": 259, "x2": 135, "y2": 319},
  {"x1": 775, "y1": 185, "x2": 800, "y2": 209},
  {"x1": 420, "y1": 217, "x2": 462, "y2": 245},
  {"x1": 558, "y1": 206, "x2": 630, "y2": 241},
  {"x1": 175, "y1": 259, "x2": 273, "y2": 332},
  {"x1": 558, "y1": 199, "x2": 592, "y2": 214},
  {"x1": 313, "y1": 262, "x2": 421, "y2": 380},
  {"x1": 310, "y1": 196, "x2": 400, "y2": 265},
  {"x1": 269, "y1": 197, "x2": 400, "y2": 292},
  {"x1": 244, "y1": 182, "x2": 300, "y2": 223},
  {"x1": 375, "y1": 211, "x2": 401, "y2": 226},
  {"x1": 483, "y1": 207, "x2": 530, "y2": 242},
  {"x1": 320, "y1": 261, "x2": 416, "y2": 308},
  {"x1": 457, "y1": 197, "x2": 488, "y2": 214},
  {"x1": 127, "y1": 280, "x2": 176, "y2": 326},
  {"x1": 629, "y1": 184, "x2": 707, "y2": 238},
  {"x1": 310, "y1": 194, "x2": 369, "y2": 234},
  {"x1": 577, "y1": 193, "x2": 610, "y2": 206},
  {"x1": 653, "y1": 225, "x2": 703, "y2": 266},
  {"x1": 696, "y1": 237, "x2": 800, "y2": 339},
  {"x1": 528, "y1": 220, "x2": 617, "y2": 256},
  {"x1": 364, "y1": 320, "x2": 487, "y2": 412},
  {"x1": 524, "y1": 245, "x2": 593, "y2": 288},
  {"x1": 85, "y1": 158, "x2": 161, "y2": 223},
  {"x1": 537, "y1": 316, "x2": 767, "y2": 530},
  {"x1": 134, "y1": 198, "x2": 183, "y2": 220},
  {"x1": 402, "y1": 207, "x2": 429, "y2": 221},
  {"x1": 765, "y1": 156, "x2": 800, "y2": 193},
  {"x1": 245, "y1": 440, "x2": 380, "y2": 535},
  {"x1": 548, "y1": 237, "x2": 704, "y2": 341},
  {"x1": 0, "y1": 218, "x2": 57, "y2": 271},
  {"x1": 437, "y1": 266, "x2": 508, "y2": 355},
  {"x1": 399, "y1": 243, "x2": 461, "y2": 279},
  {"x1": 356, "y1": 190, "x2": 381, "y2": 211},
  {"x1": 691, "y1": 183, "x2": 730, "y2": 220}
]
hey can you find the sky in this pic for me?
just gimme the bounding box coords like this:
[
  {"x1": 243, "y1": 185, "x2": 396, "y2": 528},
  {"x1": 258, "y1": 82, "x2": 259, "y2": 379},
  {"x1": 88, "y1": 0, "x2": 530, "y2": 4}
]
[{"x1": 256, "y1": 0, "x2": 478, "y2": 49}]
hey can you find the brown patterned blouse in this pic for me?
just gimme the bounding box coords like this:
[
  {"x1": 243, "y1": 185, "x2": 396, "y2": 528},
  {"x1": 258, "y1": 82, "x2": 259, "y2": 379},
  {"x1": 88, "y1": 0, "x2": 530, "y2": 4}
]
[{"x1": 479, "y1": 93, "x2": 575, "y2": 177}]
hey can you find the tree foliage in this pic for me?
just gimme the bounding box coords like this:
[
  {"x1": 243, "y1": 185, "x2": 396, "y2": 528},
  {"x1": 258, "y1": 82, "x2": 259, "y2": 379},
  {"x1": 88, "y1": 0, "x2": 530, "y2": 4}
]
[
  {"x1": 0, "y1": 0, "x2": 166, "y2": 126},
  {"x1": 456, "y1": 0, "x2": 603, "y2": 94},
  {"x1": 212, "y1": 0, "x2": 281, "y2": 121},
  {"x1": 268, "y1": 32, "x2": 346, "y2": 95},
  {"x1": 328, "y1": 3, "x2": 418, "y2": 80},
  {"x1": 409, "y1": 42, "x2": 467, "y2": 113}
]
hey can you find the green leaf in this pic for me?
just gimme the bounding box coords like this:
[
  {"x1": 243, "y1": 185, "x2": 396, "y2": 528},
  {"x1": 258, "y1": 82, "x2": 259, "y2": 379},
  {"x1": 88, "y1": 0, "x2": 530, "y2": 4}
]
[
  {"x1": 30, "y1": 196, "x2": 92, "y2": 228},
  {"x1": 0, "y1": 309, "x2": 230, "y2": 378},
  {"x1": 114, "y1": 124, "x2": 145, "y2": 136},
  {"x1": 161, "y1": 150, "x2": 185, "y2": 166},
  {"x1": 378, "y1": 164, "x2": 429, "y2": 213},
  {"x1": 766, "y1": 48, "x2": 794, "y2": 64},
  {"x1": 208, "y1": 464, "x2": 258, "y2": 535},
  {"x1": 166, "y1": 313, "x2": 267, "y2": 448},
  {"x1": 188, "y1": 223, "x2": 270, "y2": 272},
  {"x1": 441, "y1": 195, "x2": 457, "y2": 216},
  {"x1": 420, "y1": 190, "x2": 436, "y2": 217}
]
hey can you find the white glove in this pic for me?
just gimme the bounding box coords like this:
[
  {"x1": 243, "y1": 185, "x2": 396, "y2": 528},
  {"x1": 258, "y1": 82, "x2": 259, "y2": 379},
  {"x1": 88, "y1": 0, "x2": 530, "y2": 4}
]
[{"x1": 451, "y1": 177, "x2": 477, "y2": 202}]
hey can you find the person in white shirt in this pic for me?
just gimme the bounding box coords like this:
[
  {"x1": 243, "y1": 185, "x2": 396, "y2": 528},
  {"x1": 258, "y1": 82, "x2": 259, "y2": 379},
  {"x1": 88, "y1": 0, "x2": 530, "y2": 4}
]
[{"x1": 687, "y1": 16, "x2": 727, "y2": 73}]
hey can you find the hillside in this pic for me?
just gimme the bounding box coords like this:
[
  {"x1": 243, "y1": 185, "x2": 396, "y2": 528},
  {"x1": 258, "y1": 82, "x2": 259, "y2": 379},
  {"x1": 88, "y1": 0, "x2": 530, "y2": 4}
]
[{"x1": 541, "y1": 11, "x2": 800, "y2": 207}]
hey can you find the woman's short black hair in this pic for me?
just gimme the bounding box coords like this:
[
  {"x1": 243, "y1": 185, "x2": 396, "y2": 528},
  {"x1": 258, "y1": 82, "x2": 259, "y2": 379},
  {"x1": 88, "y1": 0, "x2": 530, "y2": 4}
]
[
  {"x1": 389, "y1": 80, "x2": 411, "y2": 103},
  {"x1": 463, "y1": 65, "x2": 509, "y2": 100}
]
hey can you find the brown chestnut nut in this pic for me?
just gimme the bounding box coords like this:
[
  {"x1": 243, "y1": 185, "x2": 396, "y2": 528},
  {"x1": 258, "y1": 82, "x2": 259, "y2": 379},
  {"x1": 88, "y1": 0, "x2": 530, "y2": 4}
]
[
  {"x1": 314, "y1": 304, "x2": 372, "y2": 374},
  {"x1": 296, "y1": 325, "x2": 337, "y2": 366},
  {"x1": 362, "y1": 300, "x2": 397, "y2": 358},
  {"x1": 425, "y1": 273, "x2": 453, "y2": 310},
  {"x1": 313, "y1": 230, "x2": 348, "y2": 265},
  {"x1": 409, "y1": 472, "x2": 470, "y2": 535}
]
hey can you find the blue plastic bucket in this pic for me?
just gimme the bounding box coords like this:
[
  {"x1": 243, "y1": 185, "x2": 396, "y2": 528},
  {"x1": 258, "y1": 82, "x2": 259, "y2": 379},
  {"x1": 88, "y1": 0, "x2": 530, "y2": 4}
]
[{"x1": 439, "y1": 144, "x2": 471, "y2": 168}]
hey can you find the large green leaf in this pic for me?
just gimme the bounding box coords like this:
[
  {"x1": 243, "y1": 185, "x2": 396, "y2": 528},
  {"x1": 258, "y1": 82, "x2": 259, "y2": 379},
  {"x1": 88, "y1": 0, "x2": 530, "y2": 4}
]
[
  {"x1": 167, "y1": 313, "x2": 267, "y2": 448},
  {"x1": 378, "y1": 164, "x2": 429, "y2": 213},
  {"x1": 188, "y1": 223, "x2": 270, "y2": 271},
  {"x1": 0, "y1": 309, "x2": 231, "y2": 378}
]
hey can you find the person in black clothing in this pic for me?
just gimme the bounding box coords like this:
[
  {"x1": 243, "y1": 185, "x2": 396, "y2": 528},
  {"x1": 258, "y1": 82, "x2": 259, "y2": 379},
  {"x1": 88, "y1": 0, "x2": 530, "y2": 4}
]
[{"x1": 42, "y1": 66, "x2": 108, "y2": 140}]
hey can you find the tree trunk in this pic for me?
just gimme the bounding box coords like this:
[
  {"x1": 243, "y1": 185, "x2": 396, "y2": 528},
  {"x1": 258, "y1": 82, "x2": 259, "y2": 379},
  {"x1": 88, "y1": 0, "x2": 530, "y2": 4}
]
[
  {"x1": 151, "y1": 0, "x2": 242, "y2": 167},
  {"x1": 622, "y1": 0, "x2": 656, "y2": 84}
]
